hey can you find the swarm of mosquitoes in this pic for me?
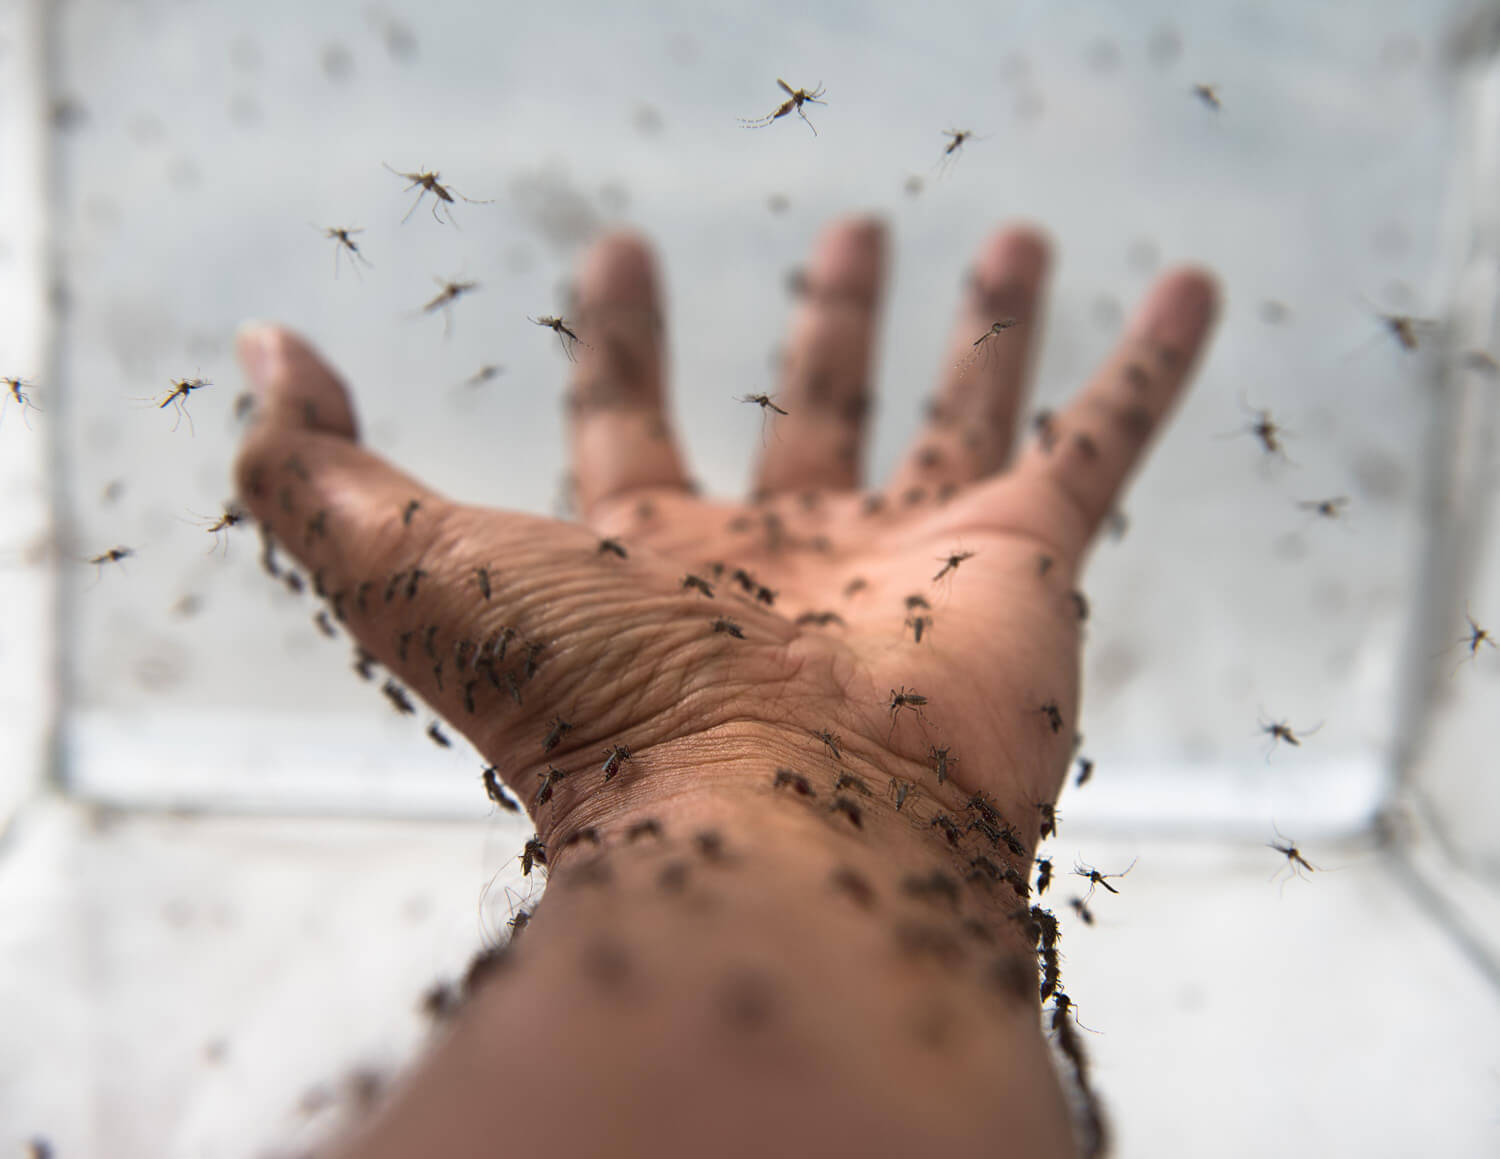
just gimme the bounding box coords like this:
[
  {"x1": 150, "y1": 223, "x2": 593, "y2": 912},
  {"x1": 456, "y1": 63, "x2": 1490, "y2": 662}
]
[{"x1": 21, "y1": 59, "x2": 1498, "y2": 1159}]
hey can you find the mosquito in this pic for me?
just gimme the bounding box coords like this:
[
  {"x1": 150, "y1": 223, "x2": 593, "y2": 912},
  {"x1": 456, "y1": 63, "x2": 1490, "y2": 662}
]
[
  {"x1": 421, "y1": 277, "x2": 480, "y2": 337},
  {"x1": 534, "y1": 765, "x2": 567, "y2": 809},
  {"x1": 888, "y1": 686, "x2": 928, "y2": 733},
  {"x1": 1073, "y1": 858, "x2": 1136, "y2": 902},
  {"x1": 936, "y1": 128, "x2": 983, "y2": 175},
  {"x1": 148, "y1": 376, "x2": 211, "y2": 434},
  {"x1": 773, "y1": 768, "x2": 815, "y2": 796},
  {"x1": 682, "y1": 574, "x2": 716, "y2": 598},
  {"x1": 1075, "y1": 757, "x2": 1095, "y2": 788},
  {"x1": 383, "y1": 163, "x2": 492, "y2": 225},
  {"x1": 928, "y1": 745, "x2": 955, "y2": 785},
  {"x1": 88, "y1": 546, "x2": 133, "y2": 580},
  {"x1": 465, "y1": 363, "x2": 504, "y2": 388},
  {"x1": 543, "y1": 716, "x2": 573, "y2": 752},
  {"x1": 833, "y1": 771, "x2": 871, "y2": 797},
  {"x1": 185, "y1": 505, "x2": 245, "y2": 554},
  {"x1": 1259, "y1": 712, "x2": 1323, "y2": 759},
  {"x1": 1298, "y1": 496, "x2": 1350, "y2": 521},
  {"x1": 812, "y1": 729, "x2": 842, "y2": 760},
  {"x1": 738, "y1": 392, "x2": 788, "y2": 443},
  {"x1": 1193, "y1": 83, "x2": 1221, "y2": 110},
  {"x1": 602, "y1": 744, "x2": 633, "y2": 781},
  {"x1": 1036, "y1": 857, "x2": 1053, "y2": 895},
  {"x1": 1458, "y1": 610, "x2": 1496, "y2": 661},
  {"x1": 1361, "y1": 298, "x2": 1432, "y2": 352},
  {"x1": 1219, "y1": 396, "x2": 1292, "y2": 464},
  {"x1": 738, "y1": 79, "x2": 827, "y2": 136},
  {"x1": 2, "y1": 376, "x2": 42, "y2": 428},
  {"x1": 1268, "y1": 825, "x2": 1319, "y2": 883},
  {"x1": 520, "y1": 837, "x2": 547, "y2": 877},
  {"x1": 318, "y1": 226, "x2": 371, "y2": 278},
  {"x1": 529, "y1": 314, "x2": 583, "y2": 361},
  {"x1": 933, "y1": 549, "x2": 975, "y2": 583},
  {"x1": 381, "y1": 680, "x2": 415, "y2": 715},
  {"x1": 956, "y1": 318, "x2": 1021, "y2": 372}
]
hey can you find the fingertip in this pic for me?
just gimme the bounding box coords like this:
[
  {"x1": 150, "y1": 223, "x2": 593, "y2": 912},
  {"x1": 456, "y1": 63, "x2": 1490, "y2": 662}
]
[
  {"x1": 235, "y1": 323, "x2": 359, "y2": 440},
  {"x1": 577, "y1": 231, "x2": 662, "y2": 305},
  {"x1": 1138, "y1": 266, "x2": 1221, "y2": 352},
  {"x1": 981, "y1": 226, "x2": 1051, "y2": 286},
  {"x1": 235, "y1": 322, "x2": 288, "y2": 397},
  {"x1": 810, "y1": 215, "x2": 888, "y2": 301}
]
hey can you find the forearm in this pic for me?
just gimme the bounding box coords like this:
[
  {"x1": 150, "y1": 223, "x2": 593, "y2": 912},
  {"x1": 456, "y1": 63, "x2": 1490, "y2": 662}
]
[{"x1": 332, "y1": 732, "x2": 1079, "y2": 1159}]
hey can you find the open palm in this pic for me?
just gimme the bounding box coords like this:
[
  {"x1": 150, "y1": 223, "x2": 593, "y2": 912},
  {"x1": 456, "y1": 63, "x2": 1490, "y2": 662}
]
[{"x1": 234, "y1": 218, "x2": 1216, "y2": 844}]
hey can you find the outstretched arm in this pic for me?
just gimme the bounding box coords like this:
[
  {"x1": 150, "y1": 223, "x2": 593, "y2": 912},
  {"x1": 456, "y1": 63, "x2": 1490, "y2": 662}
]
[{"x1": 233, "y1": 217, "x2": 1217, "y2": 1158}]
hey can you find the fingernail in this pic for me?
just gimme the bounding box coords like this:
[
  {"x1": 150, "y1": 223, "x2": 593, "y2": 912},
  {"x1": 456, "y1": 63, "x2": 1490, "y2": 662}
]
[{"x1": 235, "y1": 322, "x2": 285, "y2": 395}]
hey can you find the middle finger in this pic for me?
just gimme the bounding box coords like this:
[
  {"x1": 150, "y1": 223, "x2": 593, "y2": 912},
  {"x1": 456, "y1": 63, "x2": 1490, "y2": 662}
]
[{"x1": 887, "y1": 227, "x2": 1050, "y2": 498}]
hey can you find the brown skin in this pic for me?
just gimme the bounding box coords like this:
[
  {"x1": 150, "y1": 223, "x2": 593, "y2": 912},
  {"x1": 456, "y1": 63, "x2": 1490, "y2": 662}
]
[{"x1": 234, "y1": 217, "x2": 1218, "y2": 1158}]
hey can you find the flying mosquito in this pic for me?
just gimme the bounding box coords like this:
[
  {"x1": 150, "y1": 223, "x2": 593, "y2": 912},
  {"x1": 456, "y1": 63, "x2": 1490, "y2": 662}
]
[
  {"x1": 1258, "y1": 712, "x2": 1323, "y2": 759},
  {"x1": 317, "y1": 226, "x2": 372, "y2": 278},
  {"x1": 183, "y1": 505, "x2": 246, "y2": 554},
  {"x1": 739, "y1": 79, "x2": 827, "y2": 136},
  {"x1": 529, "y1": 315, "x2": 583, "y2": 361},
  {"x1": 956, "y1": 318, "x2": 1020, "y2": 371},
  {"x1": 2, "y1": 376, "x2": 42, "y2": 428},
  {"x1": 382, "y1": 163, "x2": 493, "y2": 225},
  {"x1": 140, "y1": 376, "x2": 211, "y2": 434},
  {"x1": 464, "y1": 364, "x2": 505, "y2": 388},
  {"x1": 422, "y1": 278, "x2": 481, "y2": 337},
  {"x1": 936, "y1": 128, "x2": 985, "y2": 175},
  {"x1": 1193, "y1": 83, "x2": 1221, "y2": 110},
  {"x1": 1353, "y1": 296, "x2": 1436, "y2": 354},
  {"x1": 1268, "y1": 825, "x2": 1319, "y2": 885},
  {"x1": 1455, "y1": 609, "x2": 1495, "y2": 665},
  {"x1": 87, "y1": 546, "x2": 134, "y2": 581},
  {"x1": 1297, "y1": 496, "x2": 1349, "y2": 521},
  {"x1": 1217, "y1": 395, "x2": 1292, "y2": 465}
]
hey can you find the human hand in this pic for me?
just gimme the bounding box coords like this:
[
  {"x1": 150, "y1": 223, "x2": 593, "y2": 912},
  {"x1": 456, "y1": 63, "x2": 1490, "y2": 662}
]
[{"x1": 233, "y1": 217, "x2": 1217, "y2": 858}]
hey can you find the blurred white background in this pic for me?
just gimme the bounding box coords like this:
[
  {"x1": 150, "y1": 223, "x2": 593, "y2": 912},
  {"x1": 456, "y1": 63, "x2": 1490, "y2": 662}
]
[{"x1": 2, "y1": 0, "x2": 1499, "y2": 1155}]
